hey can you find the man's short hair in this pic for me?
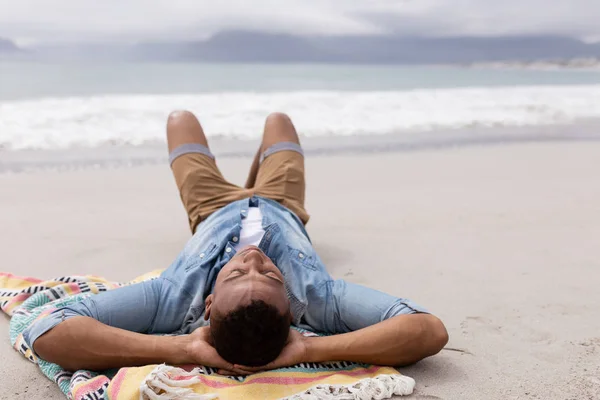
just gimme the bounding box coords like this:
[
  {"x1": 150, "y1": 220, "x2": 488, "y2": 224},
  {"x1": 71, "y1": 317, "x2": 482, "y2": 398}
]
[{"x1": 211, "y1": 299, "x2": 290, "y2": 366}]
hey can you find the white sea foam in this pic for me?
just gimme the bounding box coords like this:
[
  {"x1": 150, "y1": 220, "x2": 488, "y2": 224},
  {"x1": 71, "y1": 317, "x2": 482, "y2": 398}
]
[{"x1": 2, "y1": 86, "x2": 600, "y2": 151}]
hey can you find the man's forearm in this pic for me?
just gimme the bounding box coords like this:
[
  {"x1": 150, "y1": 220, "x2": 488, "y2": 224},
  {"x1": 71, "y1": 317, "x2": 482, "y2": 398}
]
[
  {"x1": 304, "y1": 314, "x2": 448, "y2": 366},
  {"x1": 34, "y1": 316, "x2": 192, "y2": 371}
]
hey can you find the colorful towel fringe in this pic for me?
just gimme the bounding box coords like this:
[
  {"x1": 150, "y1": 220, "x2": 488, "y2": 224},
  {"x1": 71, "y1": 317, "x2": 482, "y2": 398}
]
[{"x1": 1, "y1": 271, "x2": 415, "y2": 400}]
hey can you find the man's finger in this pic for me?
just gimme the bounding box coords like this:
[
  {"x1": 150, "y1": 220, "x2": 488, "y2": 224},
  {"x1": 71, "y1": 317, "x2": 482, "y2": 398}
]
[
  {"x1": 217, "y1": 368, "x2": 251, "y2": 376},
  {"x1": 233, "y1": 368, "x2": 253, "y2": 375},
  {"x1": 233, "y1": 363, "x2": 277, "y2": 372},
  {"x1": 228, "y1": 365, "x2": 255, "y2": 375},
  {"x1": 233, "y1": 365, "x2": 262, "y2": 373}
]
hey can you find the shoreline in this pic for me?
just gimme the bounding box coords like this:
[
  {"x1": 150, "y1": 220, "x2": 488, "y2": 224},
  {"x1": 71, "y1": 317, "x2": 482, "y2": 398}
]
[{"x1": 2, "y1": 121, "x2": 600, "y2": 174}]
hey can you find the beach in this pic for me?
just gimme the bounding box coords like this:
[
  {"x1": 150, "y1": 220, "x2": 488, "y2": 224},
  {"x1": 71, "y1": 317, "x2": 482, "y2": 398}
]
[{"x1": 1, "y1": 140, "x2": 599, "y2": 399}]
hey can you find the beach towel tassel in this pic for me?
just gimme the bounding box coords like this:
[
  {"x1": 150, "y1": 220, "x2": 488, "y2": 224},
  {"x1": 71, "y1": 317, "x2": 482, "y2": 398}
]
[
  {"x1": 280, "y1": 373, "x2": 416, "y2": 400},
  {"x1": 140, "y1": 364, "x2": 414, "y2": 400},
  {"x1": 140, "y1": 364, "x2": 217, "y2": 400}
]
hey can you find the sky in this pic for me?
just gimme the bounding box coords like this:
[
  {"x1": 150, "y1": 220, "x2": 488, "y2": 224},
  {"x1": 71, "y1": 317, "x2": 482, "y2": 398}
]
[{"x1": 1, "y1": 0, "x2": 600, "y2": 45}]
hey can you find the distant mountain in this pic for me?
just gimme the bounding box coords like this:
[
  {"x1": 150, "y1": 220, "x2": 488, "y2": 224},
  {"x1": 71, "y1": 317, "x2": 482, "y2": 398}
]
[
  {"x1": 310, "y1": 35, "x2": 600, "y2": 64},
  {"x1": 0, "y1": 37, "x2": 20, "y2": 53},
  {"x1": 28, "y1": 32, "x2": 600, "y2": 64},
  {"x1": 131, "y1": 32, "x2": 600, "y2": 64},
  {"x1": 29, "y1": 42, "x2": 131, "y2": 60}
]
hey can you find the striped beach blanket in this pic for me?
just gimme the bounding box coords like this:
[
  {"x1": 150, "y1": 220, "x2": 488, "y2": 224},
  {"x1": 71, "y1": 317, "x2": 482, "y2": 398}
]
[{"x1": 0, "y1": 271, "x2": 415, "y2": 400}]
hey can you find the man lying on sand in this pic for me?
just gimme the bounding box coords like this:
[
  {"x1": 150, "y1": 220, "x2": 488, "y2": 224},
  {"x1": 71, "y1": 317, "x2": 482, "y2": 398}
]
[{"x1": 24, "y1": 111, "x2": 448, "y2": 374}]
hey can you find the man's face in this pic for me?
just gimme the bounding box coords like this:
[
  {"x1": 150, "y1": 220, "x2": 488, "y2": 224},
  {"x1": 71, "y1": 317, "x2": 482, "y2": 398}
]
[{"x1": 206, "y1": 246, "x2": 290, "y2": 321}]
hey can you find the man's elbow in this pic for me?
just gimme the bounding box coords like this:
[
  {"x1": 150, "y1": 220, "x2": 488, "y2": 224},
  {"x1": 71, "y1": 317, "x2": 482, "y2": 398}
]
[
  {"x1": 33, "y1": 326, "x2": 79, "y2": 371},
  {"x1": 424, "y1": 314, "x2": 449, "y2": 356},
  {"x1": 33, "y1": 332, "x2": 61, "y2": 367},
  {"x1": 35, "y1": 337, "x2": 80, "y2": 371},
  {"x1": 390, "y1": 314, "x2": 448, "y2": 366}
]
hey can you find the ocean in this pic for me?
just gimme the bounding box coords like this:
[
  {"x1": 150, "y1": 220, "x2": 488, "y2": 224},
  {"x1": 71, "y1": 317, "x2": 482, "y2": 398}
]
[{"x1": 1, "y1": 61, "x2": 600, "y2": 171}]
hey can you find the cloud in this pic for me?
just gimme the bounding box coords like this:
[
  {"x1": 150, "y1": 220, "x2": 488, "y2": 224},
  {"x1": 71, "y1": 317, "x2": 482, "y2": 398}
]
[{"x1": 1, "y1": 0, "x2": 599, "y2": 44}]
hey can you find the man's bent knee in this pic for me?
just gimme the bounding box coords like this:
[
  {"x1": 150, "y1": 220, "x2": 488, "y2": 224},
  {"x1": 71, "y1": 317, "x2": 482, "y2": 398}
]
[
  {"x1": 166, "y1": 110, "x2": 208, "y2": 151},
  {"x1": 167, "y1": 110, "x2": 198, "y2": 126},
  {"x1": 262, "y1": 112, "x2": 299, "y2": 151},
  {"x1": 265, "y1": 112, "x2": 292, "y2": 125}
]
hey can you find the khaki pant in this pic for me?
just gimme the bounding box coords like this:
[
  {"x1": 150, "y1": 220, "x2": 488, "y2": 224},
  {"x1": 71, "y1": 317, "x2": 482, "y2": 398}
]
[{"x1": 171, "y1": 150, "x2": 309, "y2": 232}]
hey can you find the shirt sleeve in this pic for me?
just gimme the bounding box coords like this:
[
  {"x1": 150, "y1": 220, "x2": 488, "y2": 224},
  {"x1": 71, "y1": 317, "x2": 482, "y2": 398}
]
[
  {"x1": 23, "y1": 277, "x2": 164, "y2": 355},
  {"x1": 302, "y1": 279, "x2": 429, "y2": 334}
]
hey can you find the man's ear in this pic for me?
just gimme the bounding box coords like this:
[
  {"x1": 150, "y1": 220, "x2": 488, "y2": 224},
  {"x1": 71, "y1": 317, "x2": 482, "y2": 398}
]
[{"x1": 204, "y1": 294, "x2": 213, "y2": 321}]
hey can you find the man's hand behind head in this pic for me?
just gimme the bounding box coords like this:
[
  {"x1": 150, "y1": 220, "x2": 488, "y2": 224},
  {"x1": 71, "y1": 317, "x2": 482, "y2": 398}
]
[
  {"x1": 210, "y1": 299, "x2": 291, "y2": 367},
  {"x1": 186, "y1": 327, "x2": 252, "y2": 376},
  {"x1": 232, "y1": 329, "x2": 308, "y2": 373}
]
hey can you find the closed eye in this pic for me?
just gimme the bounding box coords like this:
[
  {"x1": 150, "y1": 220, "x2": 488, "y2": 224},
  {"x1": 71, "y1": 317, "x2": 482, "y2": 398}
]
[
  {"x1": 262, "y1": 271, "x2": 284, "y2": 283},
  {"x1": 231, "y1": 268, "x2": 247, "y2": 275},
  {"x1": 223, "y1": 269, "x2": 284, "y2": 285}
]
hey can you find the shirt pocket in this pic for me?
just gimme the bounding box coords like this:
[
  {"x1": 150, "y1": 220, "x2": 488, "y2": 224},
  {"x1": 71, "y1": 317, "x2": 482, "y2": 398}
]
[
  {"x1": 287, "y1": 246, "x2": 317, "y2": 271},
  {"x1": 184, "y1": 243, "x2": 218, "y2": 272}
]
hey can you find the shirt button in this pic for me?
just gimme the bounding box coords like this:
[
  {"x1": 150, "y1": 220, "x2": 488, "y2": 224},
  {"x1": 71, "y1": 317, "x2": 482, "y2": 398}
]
[
  {"x1": 232, "y1": 237, "x2": 239, "y2": 243},
  {"x1": 298, "y1": 252, "x2": 304, "y2": 259},
  {"x1": 199, "y1": 253, "x2": 205, "y2": 258},
  {"x1": 226, "y1": 247, "x2": 232, "y2": 253}
]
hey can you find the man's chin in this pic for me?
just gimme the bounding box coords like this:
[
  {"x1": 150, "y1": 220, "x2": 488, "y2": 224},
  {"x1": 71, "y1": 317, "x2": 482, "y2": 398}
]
[{"x1": 238, "y1": 245, "x2": 262, "y2": 255}]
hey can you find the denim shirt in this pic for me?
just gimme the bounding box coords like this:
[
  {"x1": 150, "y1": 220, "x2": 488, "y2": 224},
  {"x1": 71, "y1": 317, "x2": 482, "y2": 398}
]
[{"x1": 23, "y1": 196, "x2": 427, "y2": 352}]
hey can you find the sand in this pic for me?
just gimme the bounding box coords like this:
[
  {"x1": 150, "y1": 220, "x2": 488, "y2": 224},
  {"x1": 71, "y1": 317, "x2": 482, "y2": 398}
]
[{"x1": 1, "y1": 141, "x2": 599, "y2": 399}]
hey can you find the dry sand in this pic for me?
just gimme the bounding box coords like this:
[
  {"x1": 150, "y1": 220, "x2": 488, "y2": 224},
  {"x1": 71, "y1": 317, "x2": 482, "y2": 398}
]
[{"x1": 1, "y1": 142, "x2": 599, "y2": 399}]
